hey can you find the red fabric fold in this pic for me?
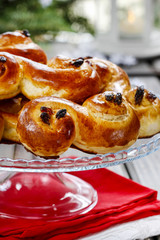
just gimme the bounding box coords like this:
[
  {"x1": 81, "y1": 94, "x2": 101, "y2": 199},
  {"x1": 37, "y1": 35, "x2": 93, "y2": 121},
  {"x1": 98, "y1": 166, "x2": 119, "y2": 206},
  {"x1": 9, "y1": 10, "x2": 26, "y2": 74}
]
[{"x1": 1, "y1": 168, "x2": 160, "y2": 240}]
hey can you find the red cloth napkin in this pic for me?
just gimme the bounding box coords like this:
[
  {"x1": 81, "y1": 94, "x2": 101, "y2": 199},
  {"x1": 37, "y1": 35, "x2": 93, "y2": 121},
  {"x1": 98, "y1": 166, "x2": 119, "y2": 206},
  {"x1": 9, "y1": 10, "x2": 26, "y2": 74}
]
[{"x1": 1, "y1": 168, "x2": 160, "y2": 240}]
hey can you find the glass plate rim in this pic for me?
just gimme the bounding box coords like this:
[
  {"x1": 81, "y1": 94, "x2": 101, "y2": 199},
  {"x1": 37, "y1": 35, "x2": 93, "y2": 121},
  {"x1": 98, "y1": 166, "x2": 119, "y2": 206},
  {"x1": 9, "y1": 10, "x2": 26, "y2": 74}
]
[{"x1": 0, "y1": 132, "x2": 159, "y2": 172}]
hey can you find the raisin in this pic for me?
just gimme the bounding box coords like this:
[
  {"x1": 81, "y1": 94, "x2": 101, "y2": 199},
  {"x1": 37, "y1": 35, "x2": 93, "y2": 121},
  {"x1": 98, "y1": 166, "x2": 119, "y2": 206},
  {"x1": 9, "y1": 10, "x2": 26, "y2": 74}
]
[
  {"x1": 114, "y1": 93, "x2": 122, "y2": 105},
  {"x1": 56, "y1": 109, "x2": 67, "y2": 119},
  {"x1": 105, "y1": 93, "x2": 114, "y2": 102},
  {"x1": 147, "y1": 92, "x2": 157, "y2": 101},
  {"x1": 40, "y1": 112, "x2": 51, "y2": 125},
  {"x1": 71, "y1": 58, "x2": 84, "y2": 67},
  {"x1": 135, "y1": 86, "x2": 144, "y2": 105},
  {"x1": 40, "y1": 106, "x2": 53, "y2": 115},
  {"x1": 22, "y1": 29, "x2": 30, "y2": 37}
]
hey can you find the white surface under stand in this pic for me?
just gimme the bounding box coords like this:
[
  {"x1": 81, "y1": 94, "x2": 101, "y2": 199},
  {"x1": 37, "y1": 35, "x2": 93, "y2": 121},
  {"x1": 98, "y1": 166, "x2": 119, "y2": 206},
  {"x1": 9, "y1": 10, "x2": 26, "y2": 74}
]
[{"x1": 82, "y1": 76, "x2": 160, "y2": 240}]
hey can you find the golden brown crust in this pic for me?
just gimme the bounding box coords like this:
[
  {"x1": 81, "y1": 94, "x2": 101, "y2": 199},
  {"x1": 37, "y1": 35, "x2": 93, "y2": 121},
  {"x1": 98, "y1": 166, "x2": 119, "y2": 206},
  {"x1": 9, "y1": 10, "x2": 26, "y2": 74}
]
[
  {"x1": 75, "y1": 92, "x2": 140, "y2": 153},
  {"x1": 0, "y1": 52, "x2": 22, "y2": 100},
  {"x1": 48, "y1": 56, "x2": 131, "y2": 95},
  {"x1": 9, "y1": 54, "x2": 131, "y2": 104},
  {"x1": 17, "y1": 98, "x2": 76, "y2": 156},
  {"x1": 85, "y1": 57, "x2": 131, "y2": 94},
  {"x1": 0, "y1": 30, "x2": 47, "y2": 64},
  {"x1": 125, "y1": 87, "x2": 160, "y2": 137},
  {"x1": 17, "y1": 93, "x2": 140, "y2": 157},
  {"x1": 21, "y1": 56, "x2": 102, "y2": 103},
  {"x1": 1, "y1": 112, "x2": 19, "y2": 142},
  {"x1": 1, "y1": 51, "x2": 159, "y2": 154},
  {"x1": 0, "y1": 53, "x2": 131, "y2": 103},
  {"x1": 0, "y1": 95, "x2": 29, "y2": 142}
]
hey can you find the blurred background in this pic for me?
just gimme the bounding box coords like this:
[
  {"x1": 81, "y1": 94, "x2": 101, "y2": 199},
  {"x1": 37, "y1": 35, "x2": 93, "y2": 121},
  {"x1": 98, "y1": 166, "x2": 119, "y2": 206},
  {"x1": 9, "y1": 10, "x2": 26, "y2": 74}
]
[{"x1": 0, "y1": 0, "x2": 160, "y2": 78}]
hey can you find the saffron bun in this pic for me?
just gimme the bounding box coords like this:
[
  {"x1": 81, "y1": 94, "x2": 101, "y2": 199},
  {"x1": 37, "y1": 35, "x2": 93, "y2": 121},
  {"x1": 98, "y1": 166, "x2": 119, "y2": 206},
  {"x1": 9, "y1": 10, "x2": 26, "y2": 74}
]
[
  {"x1": 0, "y1": 30, "x2": 47, "y2": 64},
  {"x1": 0, "y1": 95, "x2": 28, "y2": 142},
  {"x1": 125, "y1": 86, "x2": 160, "y2": 138},
  {"x1": 0, "y1": 52, "x2": 131, "y2": 103},
  {"x1": 17, "y1": 97, "x2": 76, "y2": 157},
  {"x1": 17, "y1": 92, "x2": 140, "y2": 157},
  {"x1": 48, "y1": 56, "x2": 131, "y2": 94},
  {"x1": 20, "y1": 55, "x2": 102, "y2": 103},
  {"x1": 0, "y1": 52, "x2": 22, "y2": 100}
]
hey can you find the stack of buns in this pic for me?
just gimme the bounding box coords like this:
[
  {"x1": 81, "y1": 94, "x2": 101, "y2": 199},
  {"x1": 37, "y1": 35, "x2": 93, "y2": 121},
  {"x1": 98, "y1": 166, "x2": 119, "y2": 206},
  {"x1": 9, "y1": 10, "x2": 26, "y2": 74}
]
[{"x1": 0, "y1": 30, "x2": 159, "y2": 157}]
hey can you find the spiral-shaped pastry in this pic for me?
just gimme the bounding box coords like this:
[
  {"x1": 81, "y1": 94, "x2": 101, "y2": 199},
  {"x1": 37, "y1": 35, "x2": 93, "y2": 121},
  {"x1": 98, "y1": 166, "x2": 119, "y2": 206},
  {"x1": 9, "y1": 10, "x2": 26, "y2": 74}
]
[
  {"x1": 0, "y1": 52, "x2": 103, "y2": 102},
  {"x1": 17, "y1": 92, "x2": 140, "y2": 157},
  {"x1": 0, "y1": 52, "x2": 131, "y2": 104},
  {"x1": 17, "y1": 97, "x2": 76, "y2": 156},
  {"x1": 20, "y1": 55, "x2": 102, "y2": 103},
  {"x1": 0, "y1": 30, "x2": 47, "y2": 64},
  {"x1": 125, "y1": 86, "x2": 160, "y2": 137},
  {"x1": 48, "y1": 56, "x2": 131, "y2": 94},
  {"x1": 75, "y1": 91, "x2": 140, "y2": 153}
]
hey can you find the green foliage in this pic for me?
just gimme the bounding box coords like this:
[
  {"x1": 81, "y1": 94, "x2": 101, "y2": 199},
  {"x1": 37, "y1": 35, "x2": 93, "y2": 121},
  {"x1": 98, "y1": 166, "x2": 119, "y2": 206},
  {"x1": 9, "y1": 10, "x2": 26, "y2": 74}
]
[
  {"x1": 52, "y1": 0, "x2": 94, "y2": 34},
  {"x1": 0, "y1": 0, "x2": 94, "y2": 39}
]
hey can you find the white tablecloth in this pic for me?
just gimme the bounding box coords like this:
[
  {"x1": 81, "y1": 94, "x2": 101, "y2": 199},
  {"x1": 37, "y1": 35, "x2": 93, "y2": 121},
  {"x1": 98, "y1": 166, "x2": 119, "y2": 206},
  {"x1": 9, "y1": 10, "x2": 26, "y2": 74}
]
[{"x1": 81, "y1": 215, "x2": 160, "y2": 240}]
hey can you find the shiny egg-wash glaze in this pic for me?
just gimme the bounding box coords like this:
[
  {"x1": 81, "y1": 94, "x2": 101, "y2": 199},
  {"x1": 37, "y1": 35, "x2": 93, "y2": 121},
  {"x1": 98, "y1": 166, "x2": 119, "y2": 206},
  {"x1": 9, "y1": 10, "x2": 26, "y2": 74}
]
[
  {"x1": 17, "y1": 93, "x2": 140, "y2": 157},
  {"x1": 0, "y1": 53, "x2": 131, "y2": 103},
  {"x1": 125, "y1": 86, "x2": 160, "y2": 137},
  {"x1": 48, "y1": 56, "x2": 131, "y2": 95},
  {"x1": 0, "y1": 30, "x2": 47, "y2": 64}
]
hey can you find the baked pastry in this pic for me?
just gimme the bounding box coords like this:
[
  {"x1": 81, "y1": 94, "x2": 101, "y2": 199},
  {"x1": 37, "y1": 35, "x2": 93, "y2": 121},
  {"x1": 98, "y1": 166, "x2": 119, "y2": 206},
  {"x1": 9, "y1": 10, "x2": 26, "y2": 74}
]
[
  {"x1": 0, "y1": 95, "x2": 28, "y2": 142},
  {"x1": 48, "y1": 56, "x2": 131, "y2": 95},
  {"x1": 1, "y1": 112, "x2": 19, "y2": 142},
  {"x1": 0, "y1": 30, "x2": 47, "y2": 64},
  {"x1": 0, "y1": 46, "x2": 158, "y2": 157},
  {"x1": 0, "y1": 52, "x2": 131, "y2": 103},
  {"x1": 125, "y1": 86, "x2": 160, "y2": 137},
  {"x1": 21, "y1": 55, "x2": 101, "y2": 103},
  {"x1": 0, "y1": 52, "x2": 21, "y2": 100},
  {"x1": 17, "y1": 92, "x2": 140, "y2": 157}
]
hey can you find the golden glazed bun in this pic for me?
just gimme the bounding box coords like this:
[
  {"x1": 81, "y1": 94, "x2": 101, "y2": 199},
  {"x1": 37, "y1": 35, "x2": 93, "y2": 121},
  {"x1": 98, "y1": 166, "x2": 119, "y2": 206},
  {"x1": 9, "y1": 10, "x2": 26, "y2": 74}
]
[
  {"x1": 125, "y1": 86, "x2": 160, "y2": 137},
  {"x1": 20, "y1": 55, "x2": 102, "y2": 103},
  {"x1": 0, "y1": 37, "x2": 159, "y2": 157},
  {"x1": 17, "y1": 97, "x2": 76, "y2": 156},
  {"x1": 0, "y1": 53, "x2": 131, "y2": 103},
  {"x1": 0, "y1": 30, "x2": 47, "y2": 64},
  {"x1": 17, "y1": 92, "x2": 140, "y2": 157},
  {"x1": 48, "y1": 56, "x2": 131, "y2": 95}
]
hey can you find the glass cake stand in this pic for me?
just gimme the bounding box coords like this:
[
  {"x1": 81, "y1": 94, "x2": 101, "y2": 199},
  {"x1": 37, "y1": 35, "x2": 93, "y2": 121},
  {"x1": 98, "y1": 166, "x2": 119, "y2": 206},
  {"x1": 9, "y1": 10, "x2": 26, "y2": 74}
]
[{"x1": 0, "y1": 132, "x2": 160, "y2": 220}]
